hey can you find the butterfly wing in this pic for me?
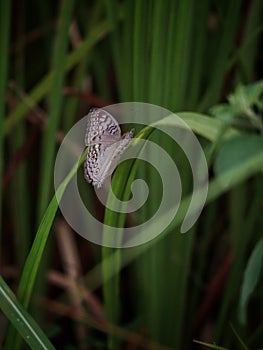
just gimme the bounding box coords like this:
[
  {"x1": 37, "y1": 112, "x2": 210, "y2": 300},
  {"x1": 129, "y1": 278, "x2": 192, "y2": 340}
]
[
  {"x1": 84, "y1": 108, "x2": 134, "y2": 188},
  {"x1": 92, "y1": 129, "x2": 134, "y2": 187},
  {"x1": 85, "y1": 108, "x2": 121, "y2": 146},
  {"x1": 106, "y1": 130, "x2": 135, "y2": 177},
  {"x1": 84, "y1": 131, "x2": 134, "y2": 188},
  {"x1": 84, "y1": 143, "x2": 103, "y2": 185}
]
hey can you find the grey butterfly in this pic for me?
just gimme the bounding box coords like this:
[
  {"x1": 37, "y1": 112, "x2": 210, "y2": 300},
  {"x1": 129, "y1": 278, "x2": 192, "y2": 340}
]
[{"x1": 84, "y1": 108, "x2": 134, "y2": 188}]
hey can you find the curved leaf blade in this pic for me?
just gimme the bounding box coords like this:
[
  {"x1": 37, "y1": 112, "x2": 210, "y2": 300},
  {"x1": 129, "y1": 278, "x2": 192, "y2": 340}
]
[{"x1": 0, "y1": 276, "x2": 55, "y2": 350}]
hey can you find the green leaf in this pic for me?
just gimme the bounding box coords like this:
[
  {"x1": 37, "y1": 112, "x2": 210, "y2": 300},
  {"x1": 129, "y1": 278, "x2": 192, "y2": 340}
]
[
  {"x1": 210, "y1": 81, "x2": 263, "y2": 132},
  {"x1": 209, "y1": 104, "x2": 236, "y2": 123},
  {"x1": 214, "y1": 135, "x2": 263, "y2": 176},
  {"x1": 177, "y1": 112, "x2": 239, "y2": 141},
  {"x1": 0, "y1": 276, "x2": 55, "y2": 349},
  {"x1": 238, "y1": 238, "x2": 263, "y2": 325},
  {"x1": 228, "y1": 80, "x2": 263, "y2": 112}
]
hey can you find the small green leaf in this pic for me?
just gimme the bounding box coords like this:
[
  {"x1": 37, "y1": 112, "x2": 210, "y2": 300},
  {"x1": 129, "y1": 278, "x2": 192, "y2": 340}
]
[
  {"x1": 229, "y1": 80, "x2": 263, "y2": 111},
  {"x1": 209, "y1": 103, "x2": 236, "y2": 123}
]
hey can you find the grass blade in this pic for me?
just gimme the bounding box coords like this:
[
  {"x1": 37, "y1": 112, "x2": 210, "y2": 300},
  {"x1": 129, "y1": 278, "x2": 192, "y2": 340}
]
[
  {"x1": 4, "y1": 150, "x2": 87, "y2": 350},
  {"x1": 199, "y1": 0, "x2": 243, "y2": 110},
  {"x1": 0, "y1": 0, "x2": 11, "y2": 262},
  {"x1": 238, "y1": 238, "x2": 263, "y2": 325},
  {"x1": 37, "y1": 0, "x2": 75, "y2": 220},
  {"x1": 3, "y1": 20, "x2": 109, "y2": 136},
  {"x1": 0, "y1": 276, "x2": 55, "y2": 350}
]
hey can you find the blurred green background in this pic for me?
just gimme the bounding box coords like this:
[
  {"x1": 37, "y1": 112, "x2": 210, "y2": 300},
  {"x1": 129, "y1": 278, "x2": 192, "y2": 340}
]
[{"x1": 0, "y1": 1, "x2": 263, "y2": 349}]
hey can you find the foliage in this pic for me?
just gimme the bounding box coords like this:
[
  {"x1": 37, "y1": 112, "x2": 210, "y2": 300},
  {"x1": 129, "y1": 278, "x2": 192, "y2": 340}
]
[{"x1": 0, "y1": 1, "x2": 263, "y2": 350}]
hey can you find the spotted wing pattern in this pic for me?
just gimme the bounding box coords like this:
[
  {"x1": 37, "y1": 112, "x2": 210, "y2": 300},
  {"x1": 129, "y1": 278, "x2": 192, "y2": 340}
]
[{"x1": 84, "y1": 108, "x2": 134, "y2": 188}]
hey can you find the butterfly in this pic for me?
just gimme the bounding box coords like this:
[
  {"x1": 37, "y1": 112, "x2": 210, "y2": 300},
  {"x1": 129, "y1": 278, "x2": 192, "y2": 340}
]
[{"x1": 84, "y1": 108, "x2": 134, "y2": 188}]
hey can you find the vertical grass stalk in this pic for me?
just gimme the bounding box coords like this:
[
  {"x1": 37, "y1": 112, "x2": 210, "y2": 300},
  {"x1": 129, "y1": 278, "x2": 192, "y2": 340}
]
[
  {"x1": 0, "y1": 0, "x2": 11, "y2": 263},
  {"x1": 37, "y1": 0, "x2": 75, "y2": 220}
]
